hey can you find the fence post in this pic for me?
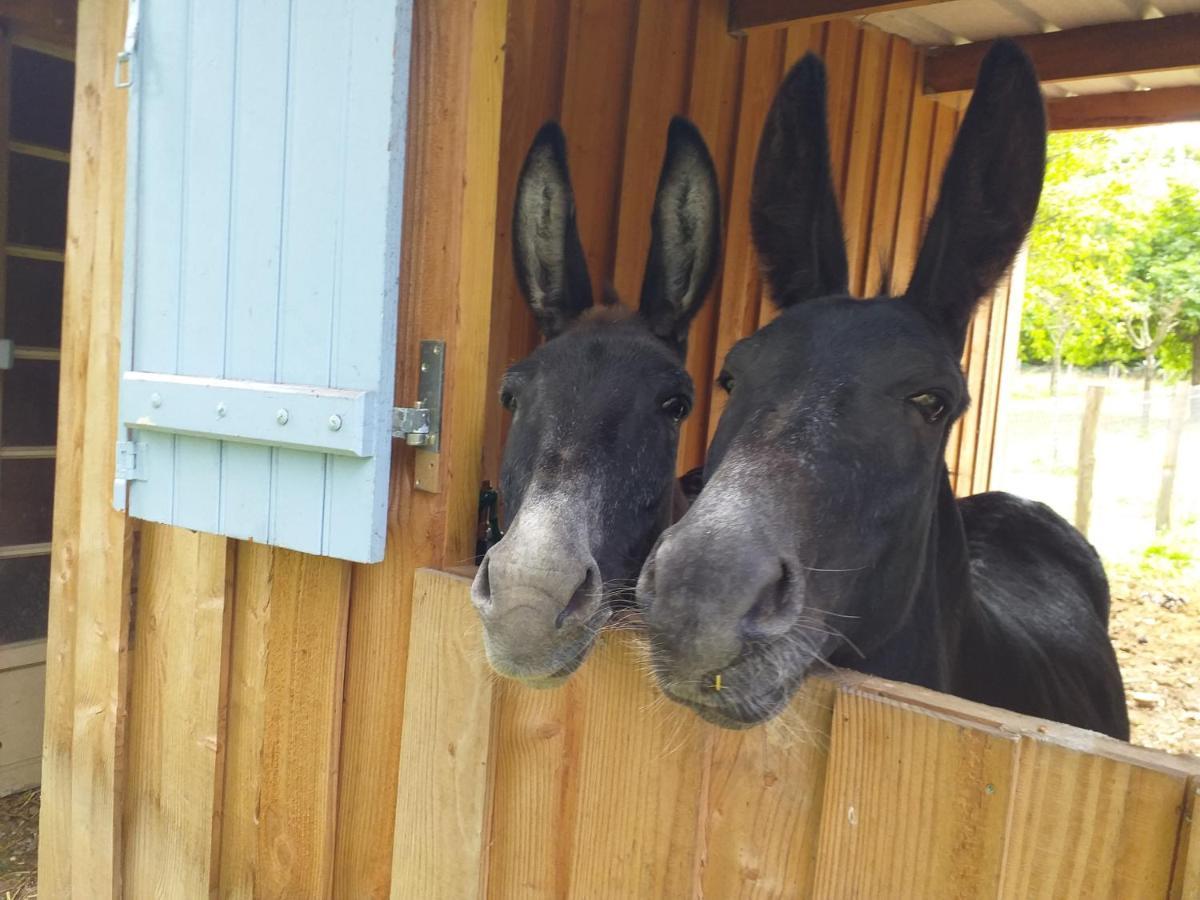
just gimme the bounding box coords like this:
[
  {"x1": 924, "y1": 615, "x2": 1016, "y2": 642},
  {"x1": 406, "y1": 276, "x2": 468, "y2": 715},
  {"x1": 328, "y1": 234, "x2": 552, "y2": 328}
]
[
  {"x1": 1155, "y1": 384, "x2": 1190, "y2": 533},
  {"x1": 1075, "y1": 385, "x2": 1104, "y2": 536}
]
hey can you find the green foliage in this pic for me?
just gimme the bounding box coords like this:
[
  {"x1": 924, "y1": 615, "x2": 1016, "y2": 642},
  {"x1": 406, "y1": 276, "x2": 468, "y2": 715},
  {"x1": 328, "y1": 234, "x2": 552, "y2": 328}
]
[{"x1": 1019, "y1": 128, "x2": 1200, "y2": 376}]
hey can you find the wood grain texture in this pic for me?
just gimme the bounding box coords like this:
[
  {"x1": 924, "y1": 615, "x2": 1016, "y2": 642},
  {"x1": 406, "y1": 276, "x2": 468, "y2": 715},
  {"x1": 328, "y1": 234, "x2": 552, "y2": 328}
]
[
  {"x1": 391, "y1": 569, "x2": 496, "y2": 900},
  {"x1": 38, "y1": 0, "x2": 134, "y2": 896},
  {"x1": 813, "y1": 687, "x2": 1017, "y2": 898},
  {"x1": 122, "y1": 525, "x2": 232, "y2": 899},
  {"x1": 700, "y1": 678, "x2": 836, "y2": 899},
  {"x1": 730, "y1": 0, "x2": 953, "y2": 33},
  {"x1": 1170, "y1": 777, "x2": 1200, "y2": 900},
  {"x1": 999, "y1": 737, "x2": 1191, "y2": 899},
  {"x1": 1047, "y1": 86, "x2": 1200, "y2": 132},
  {"x1": 924, "y1": 14, "x2": 1200, "y2": 95},
  {"x1": 254, "y1": 551, "x2": 351, "y2": 898},
  {"x1": 841, "y1": 26, "x2": 890, "y2": 296}
]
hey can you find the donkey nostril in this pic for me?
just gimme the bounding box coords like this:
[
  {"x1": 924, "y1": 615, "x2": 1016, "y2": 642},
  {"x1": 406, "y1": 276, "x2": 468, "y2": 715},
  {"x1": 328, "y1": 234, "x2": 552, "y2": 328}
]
[
  {"x1": 556, "y1": 566, "x2": 600, "y2": 629},
  {"x1": 740, "y1": 561, "x2": 800, "y2": 640}
]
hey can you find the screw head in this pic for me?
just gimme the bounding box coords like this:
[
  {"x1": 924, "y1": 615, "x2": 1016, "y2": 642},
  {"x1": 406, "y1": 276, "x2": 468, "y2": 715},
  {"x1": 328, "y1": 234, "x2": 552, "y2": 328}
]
[
  {"x1": 420, "y1": 362, "x2": 429, "y2": 373},
  {"x1": 216, "y1": 402, "x2": 227, "y2": 418},
  {"x1": 328, "y1": 414, "x2": 343, "y2": 432},
  {"x1": 276, "y1": 408, "x2": 290, "y2": 425},
  {"x1": 150, "y1": 392, "x2": 163, "y2": 408}
]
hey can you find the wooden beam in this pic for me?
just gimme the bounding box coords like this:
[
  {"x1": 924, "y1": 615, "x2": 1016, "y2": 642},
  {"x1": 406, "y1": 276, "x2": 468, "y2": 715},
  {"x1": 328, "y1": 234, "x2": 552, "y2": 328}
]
[
  {"x1": 1047, "y1": 85, "x2": 1200, "y2": 131},
  {"x1": 729, "y1": 0, "x2": 953, "y2": 34},
  {"x1": 925, "y1": 14, "x2": 1200, "y2": 95}
]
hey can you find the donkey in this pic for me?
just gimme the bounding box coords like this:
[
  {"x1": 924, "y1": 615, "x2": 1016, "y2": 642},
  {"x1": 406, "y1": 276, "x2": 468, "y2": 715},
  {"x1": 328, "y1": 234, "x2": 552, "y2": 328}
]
[
  {"x1": 637, "y1": 42, "x2": 1129, "y2": 739},
  {"x1": 471, "y1": 118, "x2": 720, "y2": 687}
]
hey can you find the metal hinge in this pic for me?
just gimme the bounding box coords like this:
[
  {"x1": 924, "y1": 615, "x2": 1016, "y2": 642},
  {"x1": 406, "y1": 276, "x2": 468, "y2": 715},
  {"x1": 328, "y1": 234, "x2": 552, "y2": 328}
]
[
  {"x1": 392, "y1": 340, "x2": 445, "y2": 451},
  {"x1": 114, "y1": 0, "x2": 140, "y2": 88},
  {"x1": 115, "y1": 440, "x2": 147, "y2": 481}
]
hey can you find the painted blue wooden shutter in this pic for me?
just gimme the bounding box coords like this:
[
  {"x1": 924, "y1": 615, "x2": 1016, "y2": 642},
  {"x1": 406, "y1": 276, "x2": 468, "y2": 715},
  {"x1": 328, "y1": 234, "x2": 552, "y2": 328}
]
[{"x1": 114, "y1": 0, "x2": 412, "y2": 563}]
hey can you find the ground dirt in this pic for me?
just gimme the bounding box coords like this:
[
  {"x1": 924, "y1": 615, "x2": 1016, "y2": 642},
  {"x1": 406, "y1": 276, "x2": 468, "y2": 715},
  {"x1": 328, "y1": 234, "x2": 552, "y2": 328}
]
[{"x1": 0, "y1": 788, "x2": 37, "y2": 900}]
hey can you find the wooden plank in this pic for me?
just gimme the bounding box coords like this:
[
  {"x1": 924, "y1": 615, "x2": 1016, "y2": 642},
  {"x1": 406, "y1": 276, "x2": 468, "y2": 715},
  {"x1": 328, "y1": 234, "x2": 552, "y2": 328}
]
[
  {"x1": 564, "y1": 632, "x2": 708, "y2": 898},
  {"x1": 216, "y1": 541, "x2": 272, "y2": 899},
  {"x1": 823, "y1": 20, "x2": 862, "y2": 203},
  {"x1": 999, "y1": 737, "x2": 1191, "y2": 898},
  {"x1": 483, "y1": 0, "x2": 571, "y2": 485},
  {"x1": 705, "y1": 28, "x2": 784, "y2": 437},
  {"x1": 840, "y1": 26, "x2": 890, "y2": 296},
  {"x1": 390, "y1": 569, "x2": 496, "y2": 900},
  {"x1": 981, "y1": 246, "x2": 1028, "y2": 491},
  {"x1": 558, "y1": 0, "x2": 640, "y2": 300},
  {"x1": 253, "y1": 550, "x2": 351, "y2": 898},
  {"x1": 1048, "y1": 86, "x2": 1200, "y2": 132},
  {"x1": 889, "y1": 89, "x2": 937, "y2": 294},
  {"x1": 678, "y1": 0, "x2": 745, "y2": 472},
  {"x1": 813, "y1": 686, "x2": 1017, "y2": 898},
  {"x1": 863, "y1": 37, "x2": 918, "y2": 297},
  {"x1": 924, "y1": 14, "x2": 1200, "y2": 96},
  {"x1": 122, "y1": 525, "x2": 232, "y2": 899},
  {"x1": 700, "y1": 678, "x2": 836, "y2": 898},
  {"x1": 36, "y1": 0, "x2": 134, "y2": 894},
  {"x1": 1170, "y1": 777, "x2": 1200, "y2": 900},
  {"x1": 730, "y1": 0, "x2": 952, "y2": 33},
  {"x1": 611, "y1": 0, "x2": 697, "y2": 305},
  {"x1": 952, "y1": 288, "x2": 994, "y2": 494},
  {"x1": 333, "y1": 1, "x2": 508, "y2": 892}
]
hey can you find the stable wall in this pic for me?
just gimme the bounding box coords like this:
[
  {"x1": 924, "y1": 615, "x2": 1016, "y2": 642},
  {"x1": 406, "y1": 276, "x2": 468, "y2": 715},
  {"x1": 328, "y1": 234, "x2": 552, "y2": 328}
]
[{"x1": 40, "y1": 1, "x2": 1047, "y2": 897}]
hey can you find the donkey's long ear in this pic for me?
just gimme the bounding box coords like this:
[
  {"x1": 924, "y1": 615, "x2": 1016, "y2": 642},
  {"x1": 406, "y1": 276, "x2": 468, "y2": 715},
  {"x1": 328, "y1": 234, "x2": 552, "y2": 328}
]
[
  {"x1": 639, "y1": 117, "x2": 721, "y2": 354},
  {"x1": 905, "y1": 40, "x2": 1045, "y2": 353},
  {"x1": 751, "y1": 54, "x2": 848, "y2": 308},
  {"x1": 513, "y1": 122, "x2": 594, "y2": 338}
]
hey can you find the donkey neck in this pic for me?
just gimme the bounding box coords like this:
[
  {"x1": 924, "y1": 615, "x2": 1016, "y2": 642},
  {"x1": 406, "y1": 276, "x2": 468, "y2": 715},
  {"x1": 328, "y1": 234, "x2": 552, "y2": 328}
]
[{"x1": 847, "y1": 471, "x2": 976, "y2": 692}]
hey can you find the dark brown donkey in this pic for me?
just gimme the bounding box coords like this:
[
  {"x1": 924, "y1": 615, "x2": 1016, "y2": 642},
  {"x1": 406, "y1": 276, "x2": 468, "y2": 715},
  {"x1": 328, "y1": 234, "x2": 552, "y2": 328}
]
[
  {"x1": 471, "y1": 118, "x2": 720, "y2": 686},
  {"x1": 638, "y1": 42, "x2": 1129, "y2": 739}
]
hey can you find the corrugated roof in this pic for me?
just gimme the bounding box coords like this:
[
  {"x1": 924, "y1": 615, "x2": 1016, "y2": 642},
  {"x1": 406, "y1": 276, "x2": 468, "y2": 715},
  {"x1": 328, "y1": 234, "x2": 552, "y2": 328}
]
[{"x1": 865, "y1": 0, "x2": 1200, "y2": 98}]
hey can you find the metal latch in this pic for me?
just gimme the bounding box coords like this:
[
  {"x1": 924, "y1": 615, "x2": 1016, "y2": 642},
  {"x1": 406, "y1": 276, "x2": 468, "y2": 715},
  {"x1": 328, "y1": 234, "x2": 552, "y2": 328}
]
[
  {"x1": 115, "y1": 0, "x2": 140, "y2": 88},
  {"x1": 393, "y1": 340, "x2": 445, "y2": 451},
  {"x1": 0, "y1": 338, "x2": 13, "y2": 371},
  {"x1": 115, "y1": 440, "x2": 147, "y2": 481}
]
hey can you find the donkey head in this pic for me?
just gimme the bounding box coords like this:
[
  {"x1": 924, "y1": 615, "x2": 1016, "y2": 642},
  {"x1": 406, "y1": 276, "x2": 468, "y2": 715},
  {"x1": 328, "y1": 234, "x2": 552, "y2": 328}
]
[
  {"x1": 472, "y1": 118, "x2": 720, "y2": 687},
  {"x1": 639, "y1": 42, "x2": 1045, "y2": 726}
]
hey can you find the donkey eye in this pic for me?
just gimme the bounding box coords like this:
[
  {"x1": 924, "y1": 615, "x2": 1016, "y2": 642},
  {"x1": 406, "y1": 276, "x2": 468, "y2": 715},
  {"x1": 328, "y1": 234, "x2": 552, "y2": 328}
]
[
  {"x1": 662, "y1": 395, "x2": 692, "y2": 422},
  {"x1": 907, "y1": 392, "x2": 948, "y2": 424},
  {"x1": 716, "y1": 370, "x2": 735, "y2": 393},
  {"x1": 500, "y1": 390, "x2": 517, "y2": 411}
]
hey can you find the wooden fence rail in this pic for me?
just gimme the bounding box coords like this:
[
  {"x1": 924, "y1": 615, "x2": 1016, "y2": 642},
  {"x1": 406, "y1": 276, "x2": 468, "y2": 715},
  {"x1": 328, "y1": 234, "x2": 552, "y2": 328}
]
[{"x1": 395, "y1": 569, "x2": 1200, "y2": 900}]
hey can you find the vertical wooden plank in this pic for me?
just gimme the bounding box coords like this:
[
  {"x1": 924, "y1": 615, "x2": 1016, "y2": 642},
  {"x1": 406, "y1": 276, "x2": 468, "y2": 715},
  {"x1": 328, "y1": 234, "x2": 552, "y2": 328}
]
[
  {"x1": 610, "y1": 0, "x2": 698, "y2": 304},
  {"x1": 122, "y1": 524, "x2": 232, "y2": 898},
  {"x1": 36, "y1": 0, "x2": 136, "y2": 894},
  {"x1": 999, "y1": 738, "x2": 1191, "y2": 898},
  {"x1": 705, "y1": 28, "x2": 784, "y2": 439},
  {"x1": 840, "y1": 27, "x2": 889, "y2": 297},
  {"x1": 564, "y1": 633, "x2": 708, "y2": 898},
  {"x1": 678, "y1": 0, "x2": 744, "y2": 473},
  {"x1": 254, "y1": 550, "x2": 351, "y2": 898},
  {"x1": 391, "y1": 570, "x2": 496, "y2": 900},
  {"x1": 218, "y1": 0, "x2": 290, "y2": 543},
  {"x1": 983, "y1": 247, "x2": 1028, "y2": 490},
  {"x1": 822, "y1": 21, "x2": 862, "y2": 203},
  {"x1": 1170, "y1": 777, "x2": 1200, "y2": 900},
  {"x1": 558, "y1": 0, "x2": 639, "y2": 297},
  {"x1": 169, "y1": 0, "x2": 236, "y2": 534},
  {"x1": 483, "y1": 0, "x2": 570, "y2": 484},
  {"x1": 812, "y1": 688, "x2": 1017, "y2": 898},
  {"x1": 863, "y1": 37, "x2": 918, "y2": 297},
  {"x1": 333, "y1": 0, "x2": 508, "y2": 890},
  {"x1": 888, "y1": 89, "x2": 936, "y2": 293},
  {"x1": 951, "y1": 287, "x2": 994, "y2": 494},
  {"x1": 700, "y1": 678, "x2": 836, "y2": 899},
  {"x1": 217, "y1": 541, "x2": 272, "y2": 899}
]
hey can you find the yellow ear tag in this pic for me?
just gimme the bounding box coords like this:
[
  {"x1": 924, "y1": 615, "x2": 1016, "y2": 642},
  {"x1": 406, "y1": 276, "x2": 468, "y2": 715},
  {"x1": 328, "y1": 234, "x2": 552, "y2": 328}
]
[{"x1": 713, "y1": 673, "x2": 723, "y2": 692}]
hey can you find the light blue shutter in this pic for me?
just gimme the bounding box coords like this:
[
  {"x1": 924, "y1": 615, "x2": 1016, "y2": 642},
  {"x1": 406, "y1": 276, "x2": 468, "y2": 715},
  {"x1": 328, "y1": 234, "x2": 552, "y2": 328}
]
[{"x1": 114, "y1": 0, "x2": 413, "y2": 563}]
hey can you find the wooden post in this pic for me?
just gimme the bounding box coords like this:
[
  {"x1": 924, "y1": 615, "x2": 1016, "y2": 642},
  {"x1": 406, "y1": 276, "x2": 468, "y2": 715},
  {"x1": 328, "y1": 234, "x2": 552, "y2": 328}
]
[
  {"x1": 1075, "y1": 385, "x2": 1104, "y2": 536},
  {"x1": 1155, "y1": 384, "x2": 1190, "y2": 533}
]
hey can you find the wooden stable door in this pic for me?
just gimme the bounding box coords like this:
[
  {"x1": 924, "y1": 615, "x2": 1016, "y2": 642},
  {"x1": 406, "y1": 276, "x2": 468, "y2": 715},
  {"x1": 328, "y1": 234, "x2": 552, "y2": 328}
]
[{"x1": 0, "y1": 33, "x2": 75, "y2": 795}]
